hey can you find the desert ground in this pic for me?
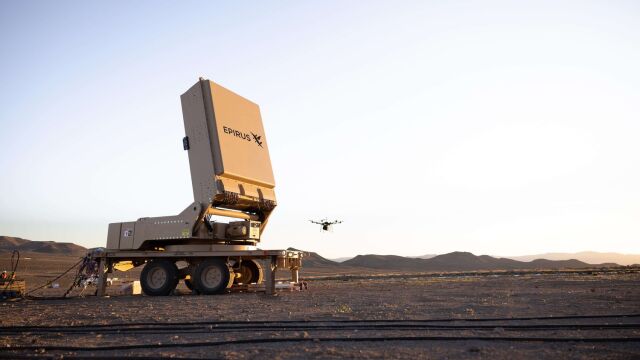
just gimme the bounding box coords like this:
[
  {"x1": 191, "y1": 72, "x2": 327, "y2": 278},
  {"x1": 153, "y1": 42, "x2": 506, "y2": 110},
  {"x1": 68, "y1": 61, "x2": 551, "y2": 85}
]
[{"x1": 1, "y1": 253, "x2": 639, "y2": 359}]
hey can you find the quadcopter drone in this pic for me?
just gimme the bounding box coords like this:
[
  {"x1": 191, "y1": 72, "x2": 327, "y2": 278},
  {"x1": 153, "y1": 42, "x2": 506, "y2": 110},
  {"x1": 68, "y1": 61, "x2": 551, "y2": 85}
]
[{"x1": 309, "y1": 218, "x2": 343, "y2": 231}]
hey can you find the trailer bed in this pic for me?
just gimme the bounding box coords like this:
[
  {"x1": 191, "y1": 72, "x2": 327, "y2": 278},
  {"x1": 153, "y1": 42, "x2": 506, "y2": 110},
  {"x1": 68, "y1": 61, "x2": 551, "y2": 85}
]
[{"x1": 91, "y1": 248, "x2": 304, "y2": 296}]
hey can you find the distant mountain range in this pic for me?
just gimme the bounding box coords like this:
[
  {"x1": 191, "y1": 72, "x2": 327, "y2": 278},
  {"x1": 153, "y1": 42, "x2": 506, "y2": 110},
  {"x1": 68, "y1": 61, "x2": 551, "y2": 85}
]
[
  {"x1": 330, "y1": 255, "x2": 437, "y2": 262},
  {"x1": 332, "y1": 251, "x2": 640, "y2": 267},
  {"x1": 340, "y1": 252, "x2": 618, "y2": 271},
  {"x1": 306, "y1": 250, "x2": 623, "y2": 272},
  {"x1": 330, "y1": 254, "x2": 437, "y2": 262},
  {"x1": 0, "y1": 236, "x2": 86, "y2": 256},
  {"x1": 503, "y1": 252, "x2": 640, "y2": 266},
  {"x1": 1, "y1": 237, "x2": 635, "y2": 272}
]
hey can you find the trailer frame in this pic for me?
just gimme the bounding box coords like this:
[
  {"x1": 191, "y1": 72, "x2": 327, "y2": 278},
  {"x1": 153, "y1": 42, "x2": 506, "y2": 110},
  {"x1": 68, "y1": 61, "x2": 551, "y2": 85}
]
[{"x1": 92, "y1": 248, "x2": 303, "y2": 296}]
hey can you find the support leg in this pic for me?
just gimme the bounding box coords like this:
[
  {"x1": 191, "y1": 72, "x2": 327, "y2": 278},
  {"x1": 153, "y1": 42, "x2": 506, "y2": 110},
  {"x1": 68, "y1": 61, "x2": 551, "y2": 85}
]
[
  {"x1": 96, "y1": 257, "x2": 107, "y2": 297},
  {"x1": 264, "y1": 256, "x2": 277, "y2": 295},
  {"x1": 291, "y1": 268, "x2": 299, "y2": 284}
]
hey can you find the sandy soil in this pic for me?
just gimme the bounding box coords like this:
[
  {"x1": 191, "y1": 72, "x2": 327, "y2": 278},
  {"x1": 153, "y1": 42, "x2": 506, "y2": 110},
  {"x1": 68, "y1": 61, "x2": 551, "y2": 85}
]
[{"x1": 1, "y1": 268, "x2": 639, "y2": 359}]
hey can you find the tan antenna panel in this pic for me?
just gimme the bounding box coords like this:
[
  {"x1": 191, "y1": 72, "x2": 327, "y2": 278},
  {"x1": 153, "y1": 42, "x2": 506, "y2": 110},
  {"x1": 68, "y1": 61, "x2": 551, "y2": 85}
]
[
  {"x1": 181, "y1": 79, "x2": 276, "y2": 208},
  {"x1": 207, "y1": 81, "x2": 275, "y2": 187}
]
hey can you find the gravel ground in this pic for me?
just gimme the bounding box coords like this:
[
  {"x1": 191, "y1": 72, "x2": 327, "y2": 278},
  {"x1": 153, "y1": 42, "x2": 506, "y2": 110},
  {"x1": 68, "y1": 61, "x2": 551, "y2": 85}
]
[{"x1": 1, "y1": 271, "x2": 639, "y2": 359}]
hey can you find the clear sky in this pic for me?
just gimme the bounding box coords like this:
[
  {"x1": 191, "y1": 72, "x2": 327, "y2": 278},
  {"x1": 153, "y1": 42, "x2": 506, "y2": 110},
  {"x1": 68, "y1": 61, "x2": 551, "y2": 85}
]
[{"x1": 1, "y1": 1, "x2": 639, "y2": 258}]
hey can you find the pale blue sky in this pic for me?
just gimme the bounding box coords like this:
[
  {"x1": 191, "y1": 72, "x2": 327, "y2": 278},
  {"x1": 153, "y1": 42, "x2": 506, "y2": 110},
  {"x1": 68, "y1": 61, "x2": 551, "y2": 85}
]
[{"x1": 1, "y1": 1, "x2": 639, "y2": 258}]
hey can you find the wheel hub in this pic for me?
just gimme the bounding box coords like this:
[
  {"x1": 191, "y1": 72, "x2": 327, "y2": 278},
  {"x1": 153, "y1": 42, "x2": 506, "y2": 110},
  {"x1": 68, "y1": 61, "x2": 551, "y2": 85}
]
[
  {"x1": 202, "y1": 265, "x2": 223, "y2": 288},
  {"x1": 238, "y1": 264, "x2": 253, "y2": 284},
  {"x1": 147, "y1": 267, "x2": 168, "y2": 289}
]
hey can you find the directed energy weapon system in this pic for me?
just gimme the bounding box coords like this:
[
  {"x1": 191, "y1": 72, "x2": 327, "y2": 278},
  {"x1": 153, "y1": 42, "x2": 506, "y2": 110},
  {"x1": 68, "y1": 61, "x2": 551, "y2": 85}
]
[
  {"x1": 96, "y1": 78, "x2": 302, "y2": 296},
  {"x1": 108, "y1": 79, "x2": 276, "y2": 251}
]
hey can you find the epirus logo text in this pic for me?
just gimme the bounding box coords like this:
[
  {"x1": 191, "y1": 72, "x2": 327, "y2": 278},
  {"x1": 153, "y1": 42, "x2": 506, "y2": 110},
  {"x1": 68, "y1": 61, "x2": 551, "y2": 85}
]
[{"x1": 223, "y1": 126, "x2": 263, "y2": 148}]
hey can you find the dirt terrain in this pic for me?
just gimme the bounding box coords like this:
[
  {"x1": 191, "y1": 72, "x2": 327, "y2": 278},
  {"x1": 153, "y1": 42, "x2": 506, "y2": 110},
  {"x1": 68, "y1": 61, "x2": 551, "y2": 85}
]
[{"x1": 1, "y1": 260, "x2": 639, "y2": 359}]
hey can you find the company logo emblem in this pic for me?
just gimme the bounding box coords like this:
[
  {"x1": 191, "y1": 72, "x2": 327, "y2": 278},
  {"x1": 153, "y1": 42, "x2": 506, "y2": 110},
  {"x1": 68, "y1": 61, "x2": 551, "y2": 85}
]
[
  {"x1": 250, "y1": 132, "x2": 263, "y2": 147},
  {"x1": 223, "y1": 126, "x2": 263, "y2": 148}
]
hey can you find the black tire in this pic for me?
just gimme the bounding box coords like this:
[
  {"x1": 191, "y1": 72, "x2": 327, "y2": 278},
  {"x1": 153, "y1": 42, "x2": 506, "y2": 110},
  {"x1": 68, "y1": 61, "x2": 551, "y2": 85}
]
[
  {"x1": 234, "y1": 259, "x2": 263, "y2": 285},
  {"x1": 184, "y1": 278, "x2": 194, "y2": 291},
  {"x1": 140, "y1": 260, "x2": 179, "y2": 296},
  {"x1": 192, "y1": 258, "x2": 232, "y2": 295}
]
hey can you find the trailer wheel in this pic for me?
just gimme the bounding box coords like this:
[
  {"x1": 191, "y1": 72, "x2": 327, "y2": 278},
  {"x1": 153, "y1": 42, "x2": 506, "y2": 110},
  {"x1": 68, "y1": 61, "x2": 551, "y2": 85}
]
[
  {"x1": 140, "y1": 260, "x2": 179, "y2": 296},
  {"x1": 192, "y1": 258, "x2": 232, "y2": 295},
  {"x1": 235, "y1": 259, "x2": 263, "y2": 284}
]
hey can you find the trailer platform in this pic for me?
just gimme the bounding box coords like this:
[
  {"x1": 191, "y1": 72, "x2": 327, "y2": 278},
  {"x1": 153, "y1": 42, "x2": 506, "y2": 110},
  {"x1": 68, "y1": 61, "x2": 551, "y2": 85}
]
[{"x1": 89, "y1": 248, "x2": 304, "y2": 296}]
